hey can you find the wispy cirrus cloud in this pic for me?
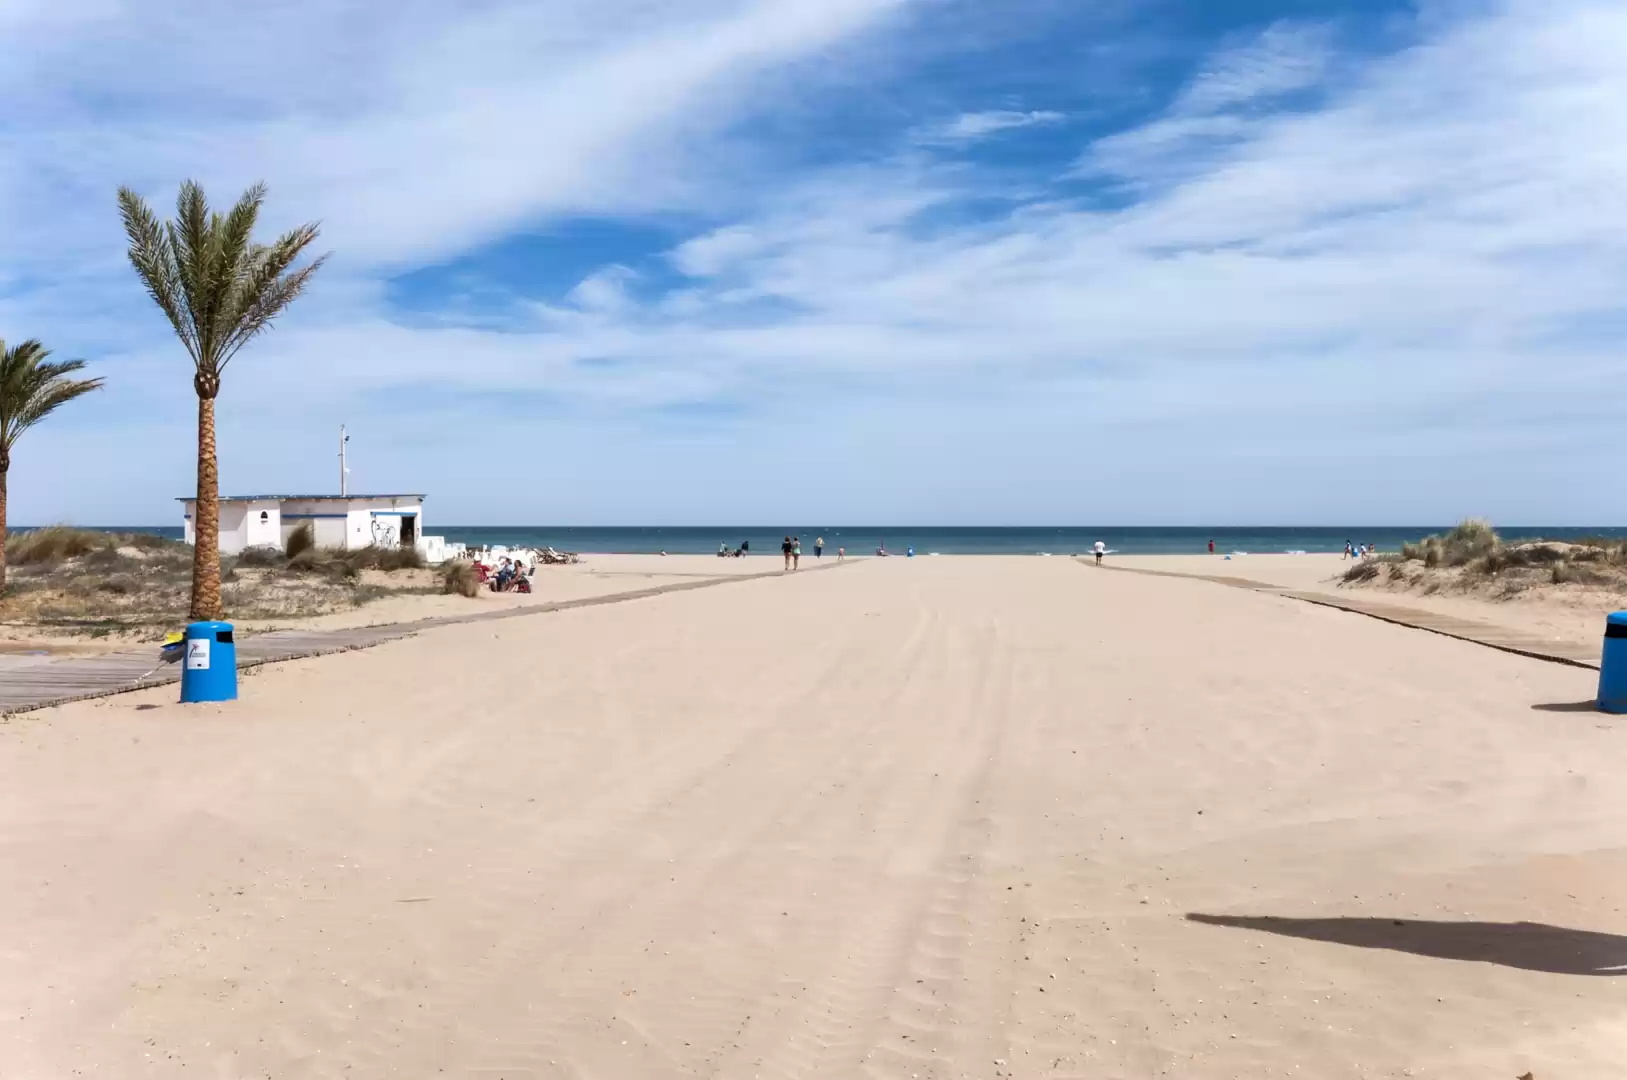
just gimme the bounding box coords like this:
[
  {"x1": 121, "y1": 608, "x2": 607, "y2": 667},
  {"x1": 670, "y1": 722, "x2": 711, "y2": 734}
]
[
  {"x1": 1083, "y1": 18, "x2": 1334, "y2": 182},
  {"x1": 916, "y1": 108, "x2": 1067, "y2": 144},
  {"x1": 1174, "y1": 20, "x2": 1332, "y2": 113}
]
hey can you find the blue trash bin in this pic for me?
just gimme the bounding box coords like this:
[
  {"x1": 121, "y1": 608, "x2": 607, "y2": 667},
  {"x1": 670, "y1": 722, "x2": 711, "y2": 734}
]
[
  {"x1": 1599, "y1": 612, "x2": 1627, "y2": 714},
  {"x1": 180, "y1": 621, "x2": 237, "y2": 703}
]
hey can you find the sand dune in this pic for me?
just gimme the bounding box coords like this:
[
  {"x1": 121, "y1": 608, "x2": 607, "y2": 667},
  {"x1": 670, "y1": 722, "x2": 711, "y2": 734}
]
[{"x1": 1, "y1": 556, "x2": 1623, "y2": 1078}]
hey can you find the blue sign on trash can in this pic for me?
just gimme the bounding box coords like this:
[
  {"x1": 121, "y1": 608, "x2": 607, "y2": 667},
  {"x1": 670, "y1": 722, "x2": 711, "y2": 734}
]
[
  {"x1": 1599, "y1": 612, "x2": 1627, "y2": 715},
  {"x1": 180, "y1": 621, "x2": 237, "y2": 703}
]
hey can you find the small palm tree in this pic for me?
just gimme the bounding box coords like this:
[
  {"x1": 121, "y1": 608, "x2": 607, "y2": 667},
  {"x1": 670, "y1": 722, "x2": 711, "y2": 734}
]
[
  {"x1": 0, "y1": 340, "x2": 104, "y2": 590},
  {"x1": 118, "y1": 180, "x2": 326, "y2": 621}
]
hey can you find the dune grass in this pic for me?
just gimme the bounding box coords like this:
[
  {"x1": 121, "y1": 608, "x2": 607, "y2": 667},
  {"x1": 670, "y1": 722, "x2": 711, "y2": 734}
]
[
  {"x1": 6, "y1": 525, "x2": 126, "y2": 565},
  {"x1": 1348, "y1": 518, "x2": 1627, "y2": 595},
  {"x1": 0, "y1": 525, "x2": 446, "y2": 634},
  {"x1": 442, "y1": 560, "x2": 480, "y2": 597}
]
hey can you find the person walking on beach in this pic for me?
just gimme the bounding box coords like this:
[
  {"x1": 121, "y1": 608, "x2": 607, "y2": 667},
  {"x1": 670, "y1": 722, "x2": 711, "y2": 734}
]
[
  {"x1": 815, "y1": 536, "x2": 824, "y2": 559},
  {"x1": 781, "y1": 535, "x2": 793, "y2": 570},
  {"x1": 1344, "y1": 541, "x2": 1354, "y2": 560},
  {"x1": 1093, "y1": 540, "x2": 1106, "y2": 566},
  {"x1": 792, "y1": 536, "x2": 802, "y2": 570},
  {"x1": 1208, "y1": 539, "x2": 1215, "y2": 554},
  {"x1": 837, "y1": 546, "x2": 845, "y2": 561}
]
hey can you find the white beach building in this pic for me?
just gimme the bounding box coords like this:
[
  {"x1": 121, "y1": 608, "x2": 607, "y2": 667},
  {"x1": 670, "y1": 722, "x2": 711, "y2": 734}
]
[{"x1": 178, "y1": 493, "x2": 453, "y2": 557}]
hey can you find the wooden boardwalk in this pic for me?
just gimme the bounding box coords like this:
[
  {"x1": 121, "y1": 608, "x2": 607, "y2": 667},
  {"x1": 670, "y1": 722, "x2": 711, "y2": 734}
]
[
  {"x1": 1096, "y1": 561, "x2": 1603, "y2": 669},
  {"x1": 0, "y1": 567, "x2": 813, "y2": 716}
]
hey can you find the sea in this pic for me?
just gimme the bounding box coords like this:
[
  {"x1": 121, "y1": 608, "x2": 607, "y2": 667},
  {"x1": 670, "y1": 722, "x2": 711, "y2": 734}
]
[{"x1": 75, "y1": 525, "x2": 1627, "y2": 556}]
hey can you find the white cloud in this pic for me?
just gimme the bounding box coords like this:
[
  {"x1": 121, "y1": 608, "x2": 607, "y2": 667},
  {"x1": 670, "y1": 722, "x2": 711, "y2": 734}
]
[
  {"x1": 917, "y1": 108, "x2": 1066, "y2": 143},
  {"x1": 566, "y1": 266, "x2": 640, "y2": 314},
  {"x1": 0, "y1": 0, "x2": 913, "y2": 272},
  {"x1": 1174, "y1": 20, "x2": 1332, "y2": 114}
]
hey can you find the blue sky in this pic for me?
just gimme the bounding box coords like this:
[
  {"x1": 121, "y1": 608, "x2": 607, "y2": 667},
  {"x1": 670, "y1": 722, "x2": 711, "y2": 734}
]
[{"x1": 1, "y1": 0, "x2": 1624, "y2": 525}]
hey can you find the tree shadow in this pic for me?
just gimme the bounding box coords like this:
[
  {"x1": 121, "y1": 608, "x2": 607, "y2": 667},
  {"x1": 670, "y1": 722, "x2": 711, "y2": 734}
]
[
  {"x1": 1531, "y1": 700, "x2": 1602, "y2": 713},
  {"x1": 1186, "y1": 914, "x2": 1627, "y2": 975}
]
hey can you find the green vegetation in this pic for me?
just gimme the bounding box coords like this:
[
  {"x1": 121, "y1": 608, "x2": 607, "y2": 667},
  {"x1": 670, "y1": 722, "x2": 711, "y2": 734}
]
[
  {"x1": 0, "y1": 341, "x2": 103, "y2": 589},
  {"x1": 1346, "y1": 518, "x2": 1627, "y2": 594},
  {"x1": 442, "y1": 560, "x2": 480, "y2": 597},
  {"x1": 285, "y1": 520, "x2": 315, "y2": 560},
  {"x1": 0, "y1": 528, "x2": 436, "y2": 634},
  {"x1": 7, "y1": 526, "x2": 166, "y2": 566}
]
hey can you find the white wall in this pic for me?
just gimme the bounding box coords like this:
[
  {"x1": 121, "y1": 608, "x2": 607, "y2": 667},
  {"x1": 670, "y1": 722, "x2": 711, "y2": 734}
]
[
  {"x1": 217, "y1": 502, "x2": 248, "y2": 555},
  {"x1": 186, "y1": 496, "x2": 426, "y2": 552},
  {"x1": 243, "y1": 501, "x2": 280, "y2": 549}
]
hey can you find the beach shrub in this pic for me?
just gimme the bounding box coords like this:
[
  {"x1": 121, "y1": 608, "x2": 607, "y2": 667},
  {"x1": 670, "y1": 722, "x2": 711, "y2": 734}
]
[
  {"x1": 234, "y1": 545, "x2": 284, "y2": 568},
  {"x1": 1551, "y1": 561, "x2": 1572, "y2": 585},
  {"x1": 442, "y1": 560, "x2": 480, "y2": 597},
  {"x1": 343, "y1": 544, "x2": 423, "y2": 572},
  {"x1": 1342, "y1": 560, "x2": 1382, "y2": 583},
  {"x1": 1423, "y1": 537, "x2": 1443, "y2": 568},
  {"x1": 1514, "y1": 544, "x2": 1565, "y2": 565},
  {"x1": 1443, "y1": 518, "x2": 1497, "y2": 566},
  {"x1": 6, "y1": 525, "x2": 110, "y2": 565},
  {"x1": 285, "y1": 521, "x2": 315, "y2": 559},
  {"x1": 1399, "y1": 540, "x2": 1424, "y2": 560},
  {"x1": 94, "y1": 574, "x2": 136, "y2": 595},
  {"x1": 376, "y1": 546, "x2": 423, "y2": 572},
  {"x1": 285, "y1": 548, "x2": 354, "y2": 580}
]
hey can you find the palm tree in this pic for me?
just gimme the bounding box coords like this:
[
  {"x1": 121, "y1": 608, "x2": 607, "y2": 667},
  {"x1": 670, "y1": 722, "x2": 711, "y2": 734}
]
[
  {"x1": 0, "y1": 340, "x2": 104, "y2": 590},
  {"x1": 118, "y1": 181, "x2": 326, "y2": 621}
]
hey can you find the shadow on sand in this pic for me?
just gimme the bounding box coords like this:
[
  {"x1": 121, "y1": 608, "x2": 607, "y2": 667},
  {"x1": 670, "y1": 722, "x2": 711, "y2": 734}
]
[
  {"x1": 1186, "y1": 914, "x2": 1627, "y2": 976},
  {"x1": 1531, "y1": 700, "x2": 1603, "y2": 713}
]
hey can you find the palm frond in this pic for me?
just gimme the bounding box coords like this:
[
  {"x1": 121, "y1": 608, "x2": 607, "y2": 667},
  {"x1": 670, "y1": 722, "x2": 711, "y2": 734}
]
[
  {"x1": 218, "y1": 233, "x2": 327, "y2": 370},
  {"x1": 0, "y1": 340, "x2": 102, "y2": 453},
  {"x1": 122, "y1": 181, "x2": 323, "y2": 380},
  {"x1": 117, "y1": 187, "x2": 199, "y2": 363}
]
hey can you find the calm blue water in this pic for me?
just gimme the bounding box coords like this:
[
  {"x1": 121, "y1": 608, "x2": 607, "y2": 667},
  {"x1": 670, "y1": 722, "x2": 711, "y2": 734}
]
[{"x1": 48, "y1": 525, "x2": 1627, "y2": 555}]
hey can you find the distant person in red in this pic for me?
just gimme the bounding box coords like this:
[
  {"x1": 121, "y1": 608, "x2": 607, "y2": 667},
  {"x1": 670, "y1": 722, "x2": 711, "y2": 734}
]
[{"x1": 1208, "y1": 539, "x2": 1215, "y2": 554}]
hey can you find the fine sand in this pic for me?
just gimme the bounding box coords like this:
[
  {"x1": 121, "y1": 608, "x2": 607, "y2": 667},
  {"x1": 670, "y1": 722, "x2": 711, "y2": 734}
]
[
  {"x1": 1112, "y1": 553, "x2": 1620, "y2": 652},
  {"x1": 2, "y1": 556, "x2": 1624, "y2": 1078}
]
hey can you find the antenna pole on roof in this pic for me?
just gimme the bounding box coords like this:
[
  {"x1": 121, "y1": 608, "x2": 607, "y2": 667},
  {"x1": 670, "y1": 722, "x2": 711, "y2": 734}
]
[{"x1": 339, "y1": 424, "x2": 349, "y2": 497}]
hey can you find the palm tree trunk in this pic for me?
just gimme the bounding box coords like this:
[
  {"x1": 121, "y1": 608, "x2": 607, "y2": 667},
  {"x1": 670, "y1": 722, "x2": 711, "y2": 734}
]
[
  {"x1": 0, "y1": 462, "x2": 9, "y2": 592},
  {"x1": 190, "y1": 394, "x2": 223, "y2": 621}
]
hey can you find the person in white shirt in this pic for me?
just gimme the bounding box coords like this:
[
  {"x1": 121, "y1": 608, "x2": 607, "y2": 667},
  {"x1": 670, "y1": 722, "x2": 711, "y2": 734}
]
[{"x1": 1093, "y1": 540, "x2": 1106, "y2": 566}]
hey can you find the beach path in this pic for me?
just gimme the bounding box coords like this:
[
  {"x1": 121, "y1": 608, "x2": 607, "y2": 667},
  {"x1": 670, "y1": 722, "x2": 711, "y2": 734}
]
[{"x1": 1, "y1": 557, "x2": 1623, "y2": 1078}]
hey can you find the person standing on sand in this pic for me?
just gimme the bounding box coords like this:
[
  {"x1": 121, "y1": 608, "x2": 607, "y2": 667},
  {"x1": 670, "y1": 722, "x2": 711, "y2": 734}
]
[
  {"x1": 838, "y1": 546, "x2": 845, "y2": 561},
  {"x1": 1208, "y1": 539, "x2": 1215, "y2": 554},
  {"x1": 1093, "y1": 540, "x2": 1106, "y2": 566},
  {"x1": 815, "y1": 536, "x2": 824, "y2": 558},
  {"x1": 1344, "y1": 541, "x2": 1353, "y2": 560},
  {"x1": 781, "y1": 535, "x2": 793, "y2": 570},
  {"x1": 793, "y1": 536, "x2": 802, "y2": 569}
]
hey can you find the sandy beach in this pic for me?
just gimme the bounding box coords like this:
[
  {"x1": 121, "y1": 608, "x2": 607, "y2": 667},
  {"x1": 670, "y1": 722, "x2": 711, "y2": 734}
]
[
  {"x1": 2, "y1": 555, "x2": 1623, "y2": 1078},
  {"x1": 1112, "y1": 553, "x2": 1621, "y2": 654}
]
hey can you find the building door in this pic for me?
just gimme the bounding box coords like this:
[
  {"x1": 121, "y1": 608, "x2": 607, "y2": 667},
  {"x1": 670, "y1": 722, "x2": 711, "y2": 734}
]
[{"x1": 400, "y1": 515, "x2": 416, "y2": 548}]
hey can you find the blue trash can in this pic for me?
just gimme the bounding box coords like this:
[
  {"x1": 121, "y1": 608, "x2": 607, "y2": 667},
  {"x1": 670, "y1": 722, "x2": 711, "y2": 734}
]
[
  {"x1": 1599, "y1": 612, "x2": 1627, "y2": 714},
  {"x1": 180, "y1": 621, "x2": 237, "y2": 703}
]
